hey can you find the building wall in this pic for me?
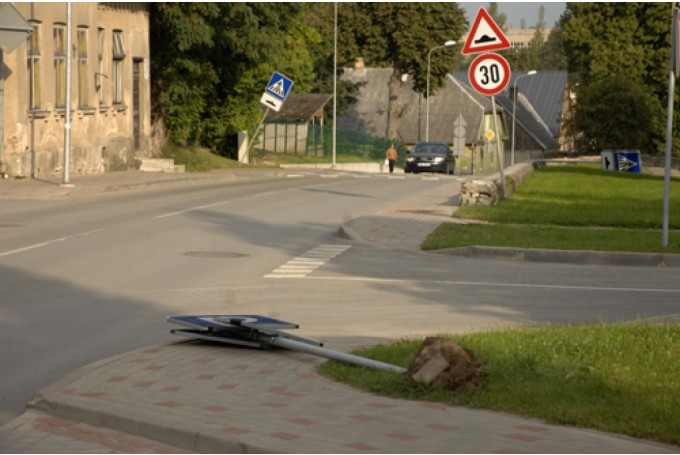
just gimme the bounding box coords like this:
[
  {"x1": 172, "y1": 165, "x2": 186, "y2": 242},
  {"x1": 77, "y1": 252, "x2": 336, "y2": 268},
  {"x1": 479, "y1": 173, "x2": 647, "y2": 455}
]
[{"x1": 2, "y1": 2, "x2": 151, "y2": 178}]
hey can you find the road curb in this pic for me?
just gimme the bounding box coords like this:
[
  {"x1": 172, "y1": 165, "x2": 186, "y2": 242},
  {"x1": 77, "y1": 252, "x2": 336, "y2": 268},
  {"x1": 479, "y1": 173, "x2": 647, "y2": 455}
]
[{"x1": 432, "y1": 245, "x2": 680, "y2": 267}]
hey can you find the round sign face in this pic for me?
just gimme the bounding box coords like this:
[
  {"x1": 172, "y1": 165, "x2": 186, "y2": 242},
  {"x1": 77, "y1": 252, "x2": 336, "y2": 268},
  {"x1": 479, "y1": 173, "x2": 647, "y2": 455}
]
[{"x1": 467, "y1": 53, "x2": 511, "y2": 96}]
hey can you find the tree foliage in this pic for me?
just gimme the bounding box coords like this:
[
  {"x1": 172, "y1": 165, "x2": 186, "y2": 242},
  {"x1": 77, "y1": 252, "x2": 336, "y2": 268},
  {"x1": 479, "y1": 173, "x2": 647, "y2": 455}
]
[
  {"x1": 561, "y1": 2, "x2": 676, "y2": 154},
  {"x1": 150, "y1": 3, "x2": 320, "y2": 156}
]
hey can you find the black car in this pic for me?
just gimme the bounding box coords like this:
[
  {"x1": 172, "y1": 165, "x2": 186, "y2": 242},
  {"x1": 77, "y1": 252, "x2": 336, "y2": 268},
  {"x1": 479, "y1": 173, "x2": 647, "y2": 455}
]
[{"x1": 404, "y1": 142, "x2": 455, "y2": 174}]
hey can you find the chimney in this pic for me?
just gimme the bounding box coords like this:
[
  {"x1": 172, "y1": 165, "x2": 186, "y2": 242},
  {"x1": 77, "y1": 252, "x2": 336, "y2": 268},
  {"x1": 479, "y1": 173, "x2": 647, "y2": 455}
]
[{"x1": 354, "y1": 57, "x2": 365, "y2": 74}]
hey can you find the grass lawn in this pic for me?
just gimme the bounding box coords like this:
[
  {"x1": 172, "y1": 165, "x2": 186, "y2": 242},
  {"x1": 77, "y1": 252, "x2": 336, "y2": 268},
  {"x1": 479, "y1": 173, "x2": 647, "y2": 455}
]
[
  {"x1": 318, "y1": 321, "x2": 680, "y2": 447},
  {"x1": 423, "y1": 165, "x2": 680, "y2": 253},
  {"x1": 321, "y1": 164, "x2": 680, "y2": 447}
]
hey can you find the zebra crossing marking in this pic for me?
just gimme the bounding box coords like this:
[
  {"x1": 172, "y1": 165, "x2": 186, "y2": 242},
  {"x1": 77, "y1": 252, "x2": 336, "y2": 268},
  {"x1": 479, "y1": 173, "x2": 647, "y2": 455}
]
[{"x1": 265, "y1": 244, "x2": 351, "y2": 279}]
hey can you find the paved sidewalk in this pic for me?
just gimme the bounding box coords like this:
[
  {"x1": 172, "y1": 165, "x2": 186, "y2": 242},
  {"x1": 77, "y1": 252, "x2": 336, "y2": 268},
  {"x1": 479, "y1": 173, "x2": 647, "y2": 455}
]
[{"x1": 1, "y1": 169, "x2": 679, "y2": 453}]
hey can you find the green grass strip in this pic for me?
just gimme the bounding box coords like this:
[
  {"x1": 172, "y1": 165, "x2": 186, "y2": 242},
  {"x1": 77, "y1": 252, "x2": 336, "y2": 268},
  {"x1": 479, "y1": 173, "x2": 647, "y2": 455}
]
[{"x1": 318, "y1": 321, "x2": 680, "y2": 446}]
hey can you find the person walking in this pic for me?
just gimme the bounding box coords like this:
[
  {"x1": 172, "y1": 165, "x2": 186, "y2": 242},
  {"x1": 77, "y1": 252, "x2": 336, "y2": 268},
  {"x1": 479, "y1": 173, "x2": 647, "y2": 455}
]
[{"x1": 385, "y1": 143, "x2": 398, "y2": 174}]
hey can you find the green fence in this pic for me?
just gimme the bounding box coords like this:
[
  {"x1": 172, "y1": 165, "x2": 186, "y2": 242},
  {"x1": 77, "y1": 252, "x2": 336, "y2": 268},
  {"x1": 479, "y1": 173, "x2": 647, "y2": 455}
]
[{"x1": 258, "y1": 120, "x2": 407, "y2": 164}]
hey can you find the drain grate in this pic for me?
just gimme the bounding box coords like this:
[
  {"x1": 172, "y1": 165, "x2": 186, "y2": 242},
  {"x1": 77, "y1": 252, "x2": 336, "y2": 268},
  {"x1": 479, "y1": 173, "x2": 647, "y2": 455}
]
[{"x1": 183, "y1": 251, "x2": 248, "y2": 259}]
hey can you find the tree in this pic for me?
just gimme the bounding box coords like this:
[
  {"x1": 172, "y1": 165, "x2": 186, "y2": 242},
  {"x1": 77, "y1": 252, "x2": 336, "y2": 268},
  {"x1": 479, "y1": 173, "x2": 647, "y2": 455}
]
[
  {"x1": 150, "y1": 3, "x2": 319, "y2": 156},
  {"x1": 570, "y1": 76, "x2": 662, "y2": 153},
  {"x1": 561, "y1": 2, "x2": 676, "y2": 154},
  {"x1": 335, "y1": 3, "x2": 467, "y2": 140}
]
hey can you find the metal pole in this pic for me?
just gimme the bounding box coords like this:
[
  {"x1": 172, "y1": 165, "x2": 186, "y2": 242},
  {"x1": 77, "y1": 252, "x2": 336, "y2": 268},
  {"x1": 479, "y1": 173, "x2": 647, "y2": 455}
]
[
  {"x1": 510, "y1": 71, "x2": 536, "y2": 166},
  {"x1": 491, "y1": 95, "x2": 506, "y2": 198},
  {"x1": 426, "y1": 48, "x2": 432, "y2": 141},
  {"x1": 426, "y1": 41, "x2": 456, "y2": 142},
  {"x1": 62, "y1": 1, "x2": 72, "y2": 185},
  {"x1": 663, "y1": 6, "x2": 678, "y2": 248},
  {"x1": 269, "y1": 336, "x2": 407, "y2": 374},
  {"x1": 0, "y1": 48, "x2": 6, "y2": 178},
  {"x1": 332, "y1": 2, "x2": 337, "y2": 167}
]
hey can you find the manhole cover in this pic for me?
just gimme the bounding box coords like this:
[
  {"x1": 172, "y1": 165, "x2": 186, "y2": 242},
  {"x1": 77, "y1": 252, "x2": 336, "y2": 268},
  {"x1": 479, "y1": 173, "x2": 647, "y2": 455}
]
[{"x1": 183, "y1": 251, "x2": 248, "y2": 259}]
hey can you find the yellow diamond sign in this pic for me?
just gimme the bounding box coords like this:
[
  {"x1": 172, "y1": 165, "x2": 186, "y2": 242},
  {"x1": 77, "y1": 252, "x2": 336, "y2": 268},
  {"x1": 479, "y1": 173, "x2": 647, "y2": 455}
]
[{"x1": 484, "y1": 129, "x2": 496, "y2": 141}]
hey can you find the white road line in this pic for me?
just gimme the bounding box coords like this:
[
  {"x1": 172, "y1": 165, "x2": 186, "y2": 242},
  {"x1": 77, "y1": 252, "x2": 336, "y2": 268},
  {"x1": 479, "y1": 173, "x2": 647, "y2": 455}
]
[
  {"x1": 303, "y1": 275, "x2": 680, "y2": 294},
  {"x1": 0, "y1": 229, "x2": 105, "y2": 257},
  {"x1": 265, "y1": 244, "x2": 351, "y2": 279}
]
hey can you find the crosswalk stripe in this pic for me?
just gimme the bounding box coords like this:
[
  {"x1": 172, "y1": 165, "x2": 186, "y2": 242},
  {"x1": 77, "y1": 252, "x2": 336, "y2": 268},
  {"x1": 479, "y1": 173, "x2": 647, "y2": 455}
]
[{"x1": 265, "y1": 244, "x2": 351, "y2": 279}]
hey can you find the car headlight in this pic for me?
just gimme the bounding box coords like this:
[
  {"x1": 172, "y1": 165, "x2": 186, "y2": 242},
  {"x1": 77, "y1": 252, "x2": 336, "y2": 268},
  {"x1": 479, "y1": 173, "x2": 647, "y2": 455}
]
[
  {"x1": 433, "y1": 157, "x2": 445, "y2": 163},
  {"x1": 406, "y1": 157, "x2": 414, "y2": 162}
]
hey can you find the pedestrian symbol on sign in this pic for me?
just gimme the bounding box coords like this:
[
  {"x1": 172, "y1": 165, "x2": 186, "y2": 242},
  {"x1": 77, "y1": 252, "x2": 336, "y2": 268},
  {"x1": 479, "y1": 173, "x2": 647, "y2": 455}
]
[{"x1": 268, "y1": 79, "x2": 285, "y2": 97}]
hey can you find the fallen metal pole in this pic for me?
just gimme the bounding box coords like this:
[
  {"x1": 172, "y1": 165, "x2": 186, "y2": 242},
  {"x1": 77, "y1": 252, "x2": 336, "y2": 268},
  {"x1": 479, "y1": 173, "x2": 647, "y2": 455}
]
[{"x1": 269, "y1": 335, "x2": 407, "y2": 374}]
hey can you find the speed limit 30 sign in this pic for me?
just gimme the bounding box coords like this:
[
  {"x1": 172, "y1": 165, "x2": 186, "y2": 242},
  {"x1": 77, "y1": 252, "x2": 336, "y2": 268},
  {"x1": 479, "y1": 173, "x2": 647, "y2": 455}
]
[{"x1": 468, "y1": 52, "x2": 511, "y2": 96}]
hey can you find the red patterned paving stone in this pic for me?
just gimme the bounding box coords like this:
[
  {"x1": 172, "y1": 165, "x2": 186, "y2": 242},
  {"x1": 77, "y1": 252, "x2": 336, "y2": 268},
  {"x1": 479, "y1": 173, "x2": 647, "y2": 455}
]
[
  {"x1": 296, "y1": 373, "x2": 316, "y2": 379},
  {"x1": 386, "y1": 431, "x2": 420, "y2": 442},
  {"x1": 194, "y1": 356, "x2": 217, "y2": 364},
  {"x1": 280, "y1": 390, "x2": 304, "y2": 398},
  {"x1": 161, "y1": 385, "x2": 182, "y2": 392},
  {"x1": 202, "y1": 405, "x2": 230, "y2": 412},
  {"x1": 513, "y1": 424, "x2": 548, "y2": 433},
  {"x1": 424, "y1": 422, "x2": 458, "y2": 431},
  {"x1": 258, "y1": 368, "x2": 276, "y2": 375},
  {"x1": 365, "y1": 401, "x2": 396, "y2": 409},
  {"x1": 260, "y1": 401, "x2": 287, "y2": 408},
  {"x1": 345, "y1": 441, "x2": 379, "y2": 451},
  {"x1": 223, "y1": 427, "x2": 251, "y2": 435},
  {"x1": 144, "y1": 364, "x2": 166, "y2": 371},
  {"x1": 79, "y1": 392, "x2": 107, "y2": 398},
  {"x1": 218, "y1": 383, "x2": 238, "y2": 390},
  {"x1": 197, "y1": 373, "x2": 217, "y2": 380},
  {"x1": 289, "y1": 417, "x2": 317, "y2": 426},
  {"x1": 350, "y1": 414, "x2": 378, "y2": 422},
  {"x1": 271, "y1": 432, "x2": 302, "y2": 441},
  {"x1": 58, "y1": 388, "x2": 76, "y2": 395},
  {"x1": 420, "y1": 401, "x2": 448, "y2": 410},
  {"x1": 231, "y1": 363, "x2": 250, "y2": 370},
  {"x1": 134, "y1": 380, "x2": 156, "y2": 388},
  {"x1": 107, "y1": 376, "x2": 128, "y2": 383},
  {"x1": 269, "y1": 386, "x2": 286, "y2": 393},
  {"x1": 504, "y1": 432, "x2": 542, "y2": 442},
  {"x1": 156, "y1": 401, "x2": 185, "y2": 408}
]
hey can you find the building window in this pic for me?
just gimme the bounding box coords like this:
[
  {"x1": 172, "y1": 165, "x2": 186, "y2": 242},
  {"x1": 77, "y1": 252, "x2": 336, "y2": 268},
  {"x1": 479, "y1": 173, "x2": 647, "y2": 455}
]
[
  {"x1": 54, "y1": 24, "x2": 66, "y2": 108},
  {"x1": 112, "y1": 30, "x2": 125, "y2": 104},
  {"x1": 97, "y1": 27, "x2": 105, "y2": 106},
  {"x1": 77, "y1": 26, "x2": 88, "y2": 108},
  {"x1": 28, "y1": 22, "x2": 42, "y2": 110}
]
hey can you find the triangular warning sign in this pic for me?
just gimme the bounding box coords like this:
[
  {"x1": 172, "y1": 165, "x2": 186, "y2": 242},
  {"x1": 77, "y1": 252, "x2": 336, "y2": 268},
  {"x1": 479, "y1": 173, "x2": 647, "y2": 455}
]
[
  {"x1": 462, "y1": 8, "x2": 511, "y2": 55},
  {"x1": 268, "y1": 79, "x2": 285, "y2": 97}
]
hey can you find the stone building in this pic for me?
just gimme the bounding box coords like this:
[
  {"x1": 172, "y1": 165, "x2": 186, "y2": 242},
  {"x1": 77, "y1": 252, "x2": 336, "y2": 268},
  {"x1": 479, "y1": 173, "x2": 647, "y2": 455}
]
[{"x1": 1, "y1": 2, "x2": 152, "y2": 178}]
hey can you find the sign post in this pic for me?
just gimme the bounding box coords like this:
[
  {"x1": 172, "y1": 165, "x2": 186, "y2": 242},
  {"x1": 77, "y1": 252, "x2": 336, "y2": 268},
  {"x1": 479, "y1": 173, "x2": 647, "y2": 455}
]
[
  {"x1": 463, "y1": 8, "x2": 512, "y2": 197},
  {"x1": 250, "y1": 71, "x2": 295, "y2": 158}
]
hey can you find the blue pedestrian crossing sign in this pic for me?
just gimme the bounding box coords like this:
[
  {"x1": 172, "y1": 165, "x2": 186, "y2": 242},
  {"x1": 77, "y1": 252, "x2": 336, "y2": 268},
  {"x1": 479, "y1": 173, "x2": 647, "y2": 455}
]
[
  {"x1": 260, "y1": 71, "x2": 294, "y2": 112},
  {"x1": 601, "y1": 150, "x2": 641, "y2": 173}
]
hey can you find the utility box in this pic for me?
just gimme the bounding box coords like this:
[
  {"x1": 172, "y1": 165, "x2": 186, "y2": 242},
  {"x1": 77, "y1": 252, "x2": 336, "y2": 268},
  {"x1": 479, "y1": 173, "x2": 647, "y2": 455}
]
[{"x1": 601, "y1": 149, "x2": 641, "y2": 173}]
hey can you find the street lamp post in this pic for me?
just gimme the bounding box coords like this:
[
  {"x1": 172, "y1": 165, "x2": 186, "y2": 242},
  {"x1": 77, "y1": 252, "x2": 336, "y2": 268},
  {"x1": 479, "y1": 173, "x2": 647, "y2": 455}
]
[
  {"x1": 426, "y1": 40, "x2": 456, "y2": 142},
  {"x1": 511, "y1": 70, "x2": 537, "y2": 166}
]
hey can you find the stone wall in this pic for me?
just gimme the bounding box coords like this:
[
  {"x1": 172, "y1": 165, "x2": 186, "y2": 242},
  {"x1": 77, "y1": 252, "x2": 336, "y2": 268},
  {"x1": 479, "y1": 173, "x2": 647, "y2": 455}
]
[{"x1": 459, "y1": 162, "x2": 534, "y2": 206}]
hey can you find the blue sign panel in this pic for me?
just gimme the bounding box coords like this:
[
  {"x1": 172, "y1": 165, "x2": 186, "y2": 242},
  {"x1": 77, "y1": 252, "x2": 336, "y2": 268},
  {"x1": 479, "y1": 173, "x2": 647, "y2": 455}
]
[
  {"x1": 265, "y1": 72, "x2": 294, "y2": 102},
  {"x1": 167, "y1": 314, "x2": 299, "y2": 331},
  {"x1": 601, "y1": 150, "x2": 641, "y2": 173}
]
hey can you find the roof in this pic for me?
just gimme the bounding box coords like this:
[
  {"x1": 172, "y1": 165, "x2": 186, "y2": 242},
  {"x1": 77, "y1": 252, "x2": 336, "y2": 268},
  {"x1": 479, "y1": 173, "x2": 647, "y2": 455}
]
[
  {"x1": 453, "y1": 70, "x2": 568, "y2": 137},
  {"x1": 337, "y1": 66, "x2": 566, "y2": 150},
  {"x1": 267, "y1": 93, "x2": 332, "y2": 120}
]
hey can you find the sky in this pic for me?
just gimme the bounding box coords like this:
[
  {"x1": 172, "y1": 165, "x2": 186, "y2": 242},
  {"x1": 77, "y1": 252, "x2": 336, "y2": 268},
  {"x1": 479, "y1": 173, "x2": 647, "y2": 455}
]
[{"x1": 460, "y1": 2, "x2": 567, "y2": 28}]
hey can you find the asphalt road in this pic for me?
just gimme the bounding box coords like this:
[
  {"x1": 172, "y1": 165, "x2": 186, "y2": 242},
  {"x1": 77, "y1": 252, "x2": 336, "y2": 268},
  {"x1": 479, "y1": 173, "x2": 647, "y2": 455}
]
[{"x1": 1, "y1": 170, "x2": 679, "y2": 428}]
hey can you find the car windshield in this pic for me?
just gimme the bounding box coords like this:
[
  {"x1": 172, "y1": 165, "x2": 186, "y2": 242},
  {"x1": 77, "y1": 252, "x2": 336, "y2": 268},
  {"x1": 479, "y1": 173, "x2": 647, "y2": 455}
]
[{"x1": 412, "y1": 144, "x2": 449, "y2": 155}]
